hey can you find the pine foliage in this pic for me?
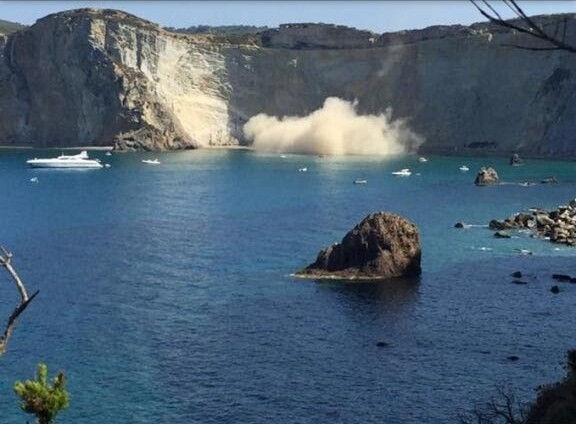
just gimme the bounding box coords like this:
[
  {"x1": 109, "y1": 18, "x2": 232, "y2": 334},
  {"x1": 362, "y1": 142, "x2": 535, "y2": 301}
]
[{"x1": 14, "y1": 363, "x2": 69, "y2": 424}]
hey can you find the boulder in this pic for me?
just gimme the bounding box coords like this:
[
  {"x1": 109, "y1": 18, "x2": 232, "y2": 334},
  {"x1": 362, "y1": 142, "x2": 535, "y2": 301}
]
[
  {"x1": 489, "y1": 219, "x2": 511, "y2": 230},
  {"x1": 474, "y1": 167, "x2": 499, "y2": 186},
  {"x1": 297, "y1": 212, "x2": 421, "y2": 280},
  {"x1": 514, "y1": 213, "x2": 535, "y2": 228},
  {"x1": 536, "y1": 214, "x2": 555, "y2": 227}
]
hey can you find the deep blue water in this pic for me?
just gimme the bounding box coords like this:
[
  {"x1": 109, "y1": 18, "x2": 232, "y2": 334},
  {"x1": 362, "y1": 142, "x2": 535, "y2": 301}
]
[{"x1": 0, "y1": 148, "x2": 575, "y2": 423}]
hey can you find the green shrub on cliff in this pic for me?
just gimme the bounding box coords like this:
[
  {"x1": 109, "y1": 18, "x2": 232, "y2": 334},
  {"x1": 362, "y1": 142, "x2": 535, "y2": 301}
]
[{"x1": 14, "y1": 363, "x2": 69, "y2": 424}]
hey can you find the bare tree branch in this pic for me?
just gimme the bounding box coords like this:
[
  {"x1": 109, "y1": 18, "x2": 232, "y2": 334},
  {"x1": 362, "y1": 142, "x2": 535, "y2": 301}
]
[
  {"x1": 470, "y1": 0, "x2": 576, "y2": 54},
  {"x1": 459, "y1": 385, "x2": 527, "y2": 424},
  {"x1": 0, "y1": 246, "x2": 38, "y2": 355}
]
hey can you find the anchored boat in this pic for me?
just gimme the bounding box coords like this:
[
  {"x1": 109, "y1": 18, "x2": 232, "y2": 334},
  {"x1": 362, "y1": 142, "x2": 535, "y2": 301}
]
[{"x1": 26, "y1": 151, "x2": 103, "y2": 169}]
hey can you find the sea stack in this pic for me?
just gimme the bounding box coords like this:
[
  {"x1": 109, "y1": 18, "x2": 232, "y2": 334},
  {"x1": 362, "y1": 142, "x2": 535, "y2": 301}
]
[
  {"x1": 474, "y1": 167, "x2": 499, "y2": 186},
  {"x1": 296, "y1": 212, "x2": 421, "y2": 280}
]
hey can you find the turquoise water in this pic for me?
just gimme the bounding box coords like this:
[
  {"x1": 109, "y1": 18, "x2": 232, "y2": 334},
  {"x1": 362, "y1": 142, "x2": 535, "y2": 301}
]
[{"x1": 0, "y1": 149, "x2": 575, "y2": 423}]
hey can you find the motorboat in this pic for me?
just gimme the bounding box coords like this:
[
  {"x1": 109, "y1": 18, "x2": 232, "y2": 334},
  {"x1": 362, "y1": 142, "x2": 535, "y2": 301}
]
[
  {"x1": 26, "y1": 151, "x2": 103, "y2": 168},
  {"x1": 353, "y1": 179, "x2": 367, "y2": 185},
  {"x1": 391, "y1": 168, "x2": 412, "y2": 176},
  {"x1": 298, "y1": 167, "x2": 308, "y2": 172},
  {"x1": 459, "y1": 165, "x2": 470, "y2": 172},
  {"x1": 142, "y1": 159, "x2": 161, "y2": 165},
  {"x1": 418, "y1": 157, "x2": 428, "y2": 163}
]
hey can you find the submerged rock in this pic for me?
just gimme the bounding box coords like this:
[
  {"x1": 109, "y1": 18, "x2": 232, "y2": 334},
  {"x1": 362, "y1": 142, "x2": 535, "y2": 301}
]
[
  {"x1": 474, "y1": 167, "x2": 499, "y2": 186},
  {"x1": 552, "y1": 274, "x2": 572, "y2": 282},
  {"x1": 296, "y1": 212, "x2": 421, "y2": 280}
]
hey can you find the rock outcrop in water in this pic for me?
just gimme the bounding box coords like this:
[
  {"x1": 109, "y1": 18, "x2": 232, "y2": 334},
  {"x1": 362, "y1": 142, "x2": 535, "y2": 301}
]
[
  {"x1": 1, "y1": 9, "x2": 576, "y2": 152},
  {"x1": 509, "y1": 153, "x2": 524, "y2": 166},
  {"x1": 489, "y1": 200, "x2": 576, "y2": 246},
  {"x1": 296, "y1": 212, "x2": 421, "y2": 280},
  {"x1": 474, "y1": 167, "x2": 499, "y2": 186}
]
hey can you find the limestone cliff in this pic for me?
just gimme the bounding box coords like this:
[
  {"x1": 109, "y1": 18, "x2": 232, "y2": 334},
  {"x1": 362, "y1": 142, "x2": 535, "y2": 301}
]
[{"x1": 0, "y1": 8, "x2": 576, "y2": 153}]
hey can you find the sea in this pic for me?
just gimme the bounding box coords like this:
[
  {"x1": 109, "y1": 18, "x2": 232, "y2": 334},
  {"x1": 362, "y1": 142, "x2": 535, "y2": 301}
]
[{"x1": 0, "y1": 148, "x2": 575, "y2": 423}]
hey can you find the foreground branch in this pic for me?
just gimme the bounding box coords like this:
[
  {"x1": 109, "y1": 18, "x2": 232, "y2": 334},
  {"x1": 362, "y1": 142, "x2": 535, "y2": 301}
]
[
  {"x1": 460, "y1": 385, "x2": 527, "y2": 424},
  {"x1": 470, "y1": 0, "x2": 576, "y2": 54},
  {"x1": 0, "y1": 246, "x2": 38, "y2": 355}
]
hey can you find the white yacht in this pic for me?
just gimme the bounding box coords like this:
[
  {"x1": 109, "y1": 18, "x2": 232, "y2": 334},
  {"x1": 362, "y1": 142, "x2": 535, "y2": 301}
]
[
  {"x1": 459, "y1": 165, "x2": 470, "y2": 172},
  {"x1": 142, "y1": 159, "x2": 161, "y2": 165},
  {"x1": 391, "y1": 168, "x2": 412, "y2": 176},
  {"x1": 26, "y1": 151, "x2": 103, "y2": 168}
]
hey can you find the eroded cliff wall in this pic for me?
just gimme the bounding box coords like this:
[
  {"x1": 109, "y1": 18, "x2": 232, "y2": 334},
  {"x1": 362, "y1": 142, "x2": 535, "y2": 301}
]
[{"x1": 0, "y1": 8, "x2": 575, "y2": 155}]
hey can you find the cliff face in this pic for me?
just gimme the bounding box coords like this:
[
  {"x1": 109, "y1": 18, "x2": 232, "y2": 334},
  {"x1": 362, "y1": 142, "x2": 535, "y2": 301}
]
[
  {"x1": 1, "y1": 8, "x2": 576, "y2": 154},
  {"x1": 0, "y1": 9, "x2": 234, "y2": 149}
]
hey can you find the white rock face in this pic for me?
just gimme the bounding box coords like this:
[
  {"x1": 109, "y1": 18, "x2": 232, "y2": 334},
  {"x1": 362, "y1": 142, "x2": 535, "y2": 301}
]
[
  {"x1": 89, "y1": 17, "x2": 234, "y2": 146},
  {"x1": 1, "y1": 8, "x2": 576, "y2": 154}
]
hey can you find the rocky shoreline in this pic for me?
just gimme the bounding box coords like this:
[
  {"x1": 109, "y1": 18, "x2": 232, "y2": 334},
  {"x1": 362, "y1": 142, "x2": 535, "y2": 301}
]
[{"x1": 489, "y1": 200, "x2": 576, "y2": 246}]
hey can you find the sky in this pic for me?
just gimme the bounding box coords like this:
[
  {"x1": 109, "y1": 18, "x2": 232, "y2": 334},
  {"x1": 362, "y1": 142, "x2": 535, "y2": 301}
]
[{"x1": 0, "y1": 1, "x2": 574, "y2": 33}]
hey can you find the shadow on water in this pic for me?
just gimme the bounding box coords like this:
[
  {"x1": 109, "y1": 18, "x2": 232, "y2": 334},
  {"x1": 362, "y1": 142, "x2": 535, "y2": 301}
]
[{"x1": 311, "y1": 276, "x2": 421, "y2": 319}]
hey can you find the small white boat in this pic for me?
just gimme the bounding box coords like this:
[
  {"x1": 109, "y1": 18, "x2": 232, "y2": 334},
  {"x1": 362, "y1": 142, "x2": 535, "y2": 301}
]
[
  {"x1": 391, "y1": 168, "x2": 412, "y2": 176},
  {"x1": 418, "y1": 157, "x2": 428, "y2": 163},
  {"x1": 142, "y1": 159, "x2": 161, "y2": 165},
  {"x1": 459, "y1": 165, "x2": 470, "y2": 172},
  {"x1": 298, "y1": 167, "x2": 308, "y2": 172},
  {"x1": 30, "y1": 177, "x2": 39, "y2": 183},
  {"x1": 26, "y1": 151, "x2": 103, "y2": 168},
  {"x1": 105, "y1": 152, "x2": 112, "y2": 156},
  {"x1": 353, "y1": 180, "x2": 367, "y2": 185}
]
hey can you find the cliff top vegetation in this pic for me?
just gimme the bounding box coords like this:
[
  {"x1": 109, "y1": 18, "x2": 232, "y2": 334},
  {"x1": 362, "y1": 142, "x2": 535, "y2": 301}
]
[
  {"x1": 165, "y1": 24, "x2": 269, "y2": 35},
  {"x1": 0, "y1": 18, "x2": 26, "y2": 34}
]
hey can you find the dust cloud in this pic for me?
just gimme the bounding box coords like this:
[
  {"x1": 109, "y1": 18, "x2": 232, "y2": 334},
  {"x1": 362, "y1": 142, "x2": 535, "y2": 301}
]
[{"x1": 243, "y1": 97, "x2": 423, "y2": 155}]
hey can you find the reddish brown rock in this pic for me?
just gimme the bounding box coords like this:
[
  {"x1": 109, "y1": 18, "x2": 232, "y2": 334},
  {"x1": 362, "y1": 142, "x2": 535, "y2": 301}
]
[{"x1": 297, "y1": 212, "x2": 421, "y2": 280}]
